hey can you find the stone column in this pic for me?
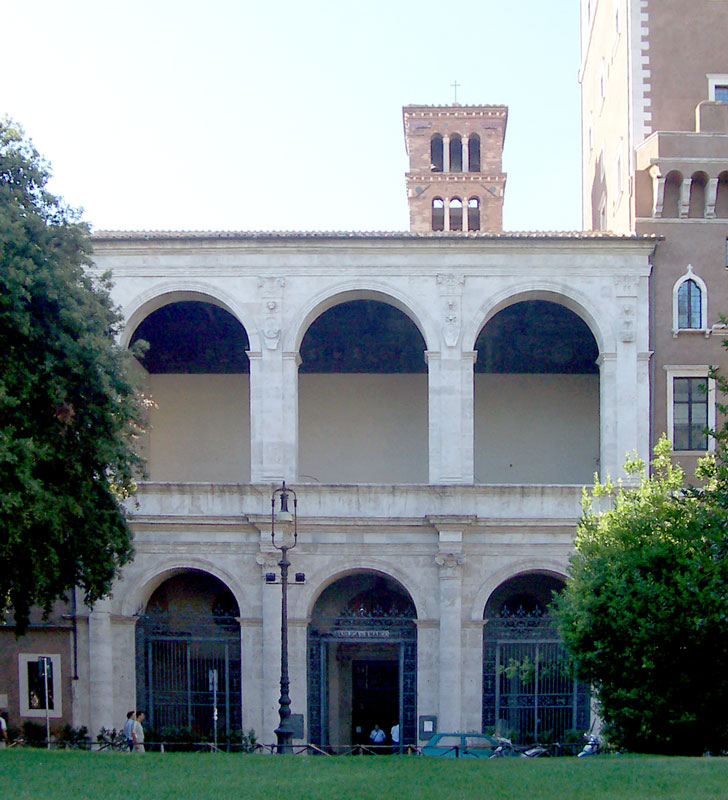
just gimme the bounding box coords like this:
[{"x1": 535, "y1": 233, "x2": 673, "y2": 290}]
[
  {"x1": 597, "y1": 352, "x2": 617, "y2": 481},
  {"x1": 461, "y1": 620, "x2": 486, "y2": 734},
  {"x1": 426, "y1": 350, "x2": 476, "y2": 483},
  {"x1": 249, "y1": 349, "x2": 300, "y2": 483},
  {"x1": 240, "y1": 617, "x2": 264, "y2": 737},
  {"x1": 435, "y1": 535, "x2": 465, "y2": 732},
  {"x1": 598, "y1": 287, "x2": 650, "y2": 483},
  {"x1": 258, "y1": 552, "x2": 281, "y2": 745},
  {"x1": 288, "y1": 618, "x2": 309, "y2": 742},
  {"x1": 88, "y1": 597, "x2": 114, "y2": 740},
  {"x1": 415, "y1": 619, "x2": 439, "y2": 736},
  {"x1": 443, "y1": 135, "x2": 450, "y2": 172},
  {"x1": 462, "y1": 136, "x2": 469, "y2": 172}
]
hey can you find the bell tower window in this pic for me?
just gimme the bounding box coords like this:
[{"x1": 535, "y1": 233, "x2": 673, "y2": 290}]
[
  {"x1": 449, "y1": 135, "x2": 463, "y2": 172},
  {"x1": 430, "y1": 135, "x2": 444, "y2": 172},
  {"x1": 449, "y1": 198, "x2": 463, "y2": 231},
  {"x1": 468, "y1": 135, "x2": 481, "y2": 172},
  {"x1": 467, "y1": 197, "x2": 480, "y2": 231},
  {"x1": 432, "y1": 198, "x2": 445, "y2": 231}
]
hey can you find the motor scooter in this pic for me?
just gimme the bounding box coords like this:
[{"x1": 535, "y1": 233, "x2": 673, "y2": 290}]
[{"x1": 577, "y1": 733, "x2": 601, "y2": 757}]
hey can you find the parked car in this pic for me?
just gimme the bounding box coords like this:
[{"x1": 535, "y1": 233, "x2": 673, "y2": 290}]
[{"x1": 421, "y1": 732, "x2": 499, "y2": 758}]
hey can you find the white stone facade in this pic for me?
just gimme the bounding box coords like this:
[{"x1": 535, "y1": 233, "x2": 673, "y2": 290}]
[{"x1": 70, "y1": 231, "x2": 654, "y2": 745}]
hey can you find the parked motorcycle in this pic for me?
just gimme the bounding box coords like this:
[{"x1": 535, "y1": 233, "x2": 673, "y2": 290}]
[
  {"x1": 489, "y1": 737, "x2": 551, "y2": 758},
  {"x1": 577, "y1": 733, "x2": 602, "y2": 757}
]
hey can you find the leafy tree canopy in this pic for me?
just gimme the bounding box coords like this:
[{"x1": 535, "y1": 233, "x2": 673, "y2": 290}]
[
  {"x1": 554, "y1": 436, "x2": 728, "y2": 755},
  {"x1": 0, "y1": 118, "x2": 145, "y2": 634}
]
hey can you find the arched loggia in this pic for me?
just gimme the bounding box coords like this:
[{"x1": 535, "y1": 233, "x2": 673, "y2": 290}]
[
  {"x1": 129, "y1": 300, "x2": 251, "y2": 482},
  {"x1": 298, "y1": 299, "x2": 428, "y2": 483},
  {"x1": 474, "y1": 299, "x2": 600, "y2": 484}
]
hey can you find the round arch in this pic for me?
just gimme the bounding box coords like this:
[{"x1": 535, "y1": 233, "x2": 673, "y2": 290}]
[
  {"x1": 305, "y1": 565, "x2": 421, "y2": 750},
  {"x1": 479, "y1": 564, "x2": 589, "y2": 742},
  {"x1": 132, "y1": 563, "x2": 246, "y2": 737},
  {"x1": 297, "y1": 562, "x2": 431, "y2": 621},
  {"x1": 119, "y1": 558, "x2": 254, "y2": 620},
  {"x1": 120, "y1": 282, "x2": 254, "y2": 349},
  {"x1": 469, "y1": 560, "x2": 569, "y2": 621},
  {"x1": 464, "y1": 283, "x2": 610, "y2": 356},
  {"x1": 285, "y1": 282, "x2": 437, "y2": 354}
]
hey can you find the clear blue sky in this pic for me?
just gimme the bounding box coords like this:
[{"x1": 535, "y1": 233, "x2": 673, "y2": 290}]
[{"x1": 5, "y1": 0, "x2": 582, "y2": 233}]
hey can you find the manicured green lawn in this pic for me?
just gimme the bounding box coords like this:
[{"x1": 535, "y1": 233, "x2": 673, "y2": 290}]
[{"x1": 3, "y1": 750, "x2": 728, "y2": 800}]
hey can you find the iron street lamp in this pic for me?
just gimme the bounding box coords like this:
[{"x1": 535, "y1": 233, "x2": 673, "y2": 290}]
[{"x1": 270, "y1": 481, "x2": 298, "y2": 754}]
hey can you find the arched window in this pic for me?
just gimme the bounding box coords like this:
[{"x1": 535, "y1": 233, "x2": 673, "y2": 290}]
[
  {"x1": 662, "y1": 171, "x2": 682, "y2": 218},
  {"x1": 430, "y1": 135, "x2": 443, "y2": 172},
  {"x1": 688, "y1": 172, "x2": 708, "y2": 218},
  {"x1": 467, "y1": 197, "x2": 480, "y2": 231},
  {"x1": 678, "y1": 280, "x2": 702, "y2": 328},
  {"x1": 449, "y1": 135, "x2": 463, "y2": 172},
  {"x1": 468, "y1": 135, "x2": 481, "y2": 172},
  {"x1": 432, "y1": 198, "x2": 445, "y2": 231},
  {"x1": 673, "y1": 266, "x2": 707, "y2": 334},
  {"x1": 449, "y1": 198, "x2": 463, "y2": 231}
]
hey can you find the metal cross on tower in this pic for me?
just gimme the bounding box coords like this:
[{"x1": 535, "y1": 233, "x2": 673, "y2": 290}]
[{"x1": 451, "y1": 80, "x2": 460, "y2": 103}]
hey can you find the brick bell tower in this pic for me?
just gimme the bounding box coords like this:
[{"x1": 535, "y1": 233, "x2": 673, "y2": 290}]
[{"x1": 403, "y1": 104, "x2": 508, "y2": 233}]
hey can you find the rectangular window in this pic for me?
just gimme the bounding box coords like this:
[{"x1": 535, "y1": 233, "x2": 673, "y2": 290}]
[
  {"x1": 673, "y1": 377, "x2": 708, "y2": 451},
  {"x1": 707, "y1": 74, "x2": 728, "y2": 102},
  {"x1": 18, "y1": 653, "x2": 63, "y2": 718},
  {"x1": 27, "y1": 658, "x2": 54, "y2": 710}
]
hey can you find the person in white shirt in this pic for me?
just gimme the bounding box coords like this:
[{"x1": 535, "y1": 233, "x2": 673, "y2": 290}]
[
  {"x1": 390, "y1": 722, "x2": 400, "y2": 754},
  {"x1": 369, "y1": 724, "x2": 386, "y2": 750},
  {"x1": 132, "y1": 711, "x2": 145, "y2": 752}
]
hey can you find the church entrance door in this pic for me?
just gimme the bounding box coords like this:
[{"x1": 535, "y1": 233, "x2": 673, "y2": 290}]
[{"x1": 352, "y1": 659, "x2": 399, "y2": 746}]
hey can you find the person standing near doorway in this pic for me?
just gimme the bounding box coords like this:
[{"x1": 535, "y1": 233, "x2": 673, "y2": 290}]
[
  {"x1": 390, "y1": 722, "x2": 400, "y2": 754},
  {"x1": 369, "y1": 723, "x2": 386, "y2": 752},
  {"x1": 132, "y1": 711, "x2": 145, "y2": 752}
]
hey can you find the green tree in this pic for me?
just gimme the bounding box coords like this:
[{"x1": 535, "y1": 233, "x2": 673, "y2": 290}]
[
  {"x1": 0, "y1": 118, "x2": 145, "y2": 634},
  {"x1": 554, "y1": 436, "x2": 728, "y2": 754}
]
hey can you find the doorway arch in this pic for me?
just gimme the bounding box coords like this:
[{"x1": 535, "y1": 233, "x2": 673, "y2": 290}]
[
  {"x1": 482, "y1": 572, "x2": 589, "y2": 743},
  {"x1": 135, "y1": 570, "x2": 242, "y2": 738},
  {"x1": 307, "y1": 572, "x2": 417, "y2": 750}
]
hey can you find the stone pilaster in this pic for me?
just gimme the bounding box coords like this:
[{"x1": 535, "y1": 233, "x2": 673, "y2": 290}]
[{"x1": 88, "y1": 598, "x2": 114, "y2": 740}]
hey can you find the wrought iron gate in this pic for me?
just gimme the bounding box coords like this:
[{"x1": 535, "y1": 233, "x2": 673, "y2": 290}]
[
  {"x1": 483, "y1": 614, "x2": 589, "y2": 742},
  {"x1": 136, "y1": 612, "x2": 242, "y2": 736}
]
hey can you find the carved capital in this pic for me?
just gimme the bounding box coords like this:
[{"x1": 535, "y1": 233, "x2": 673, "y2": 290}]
[
  {"x1": 256, "y1": 552, "x2": 279, "y2": 572},
  {"x1": 436, "y1": 273, "x2": 465, "y2": 296},
  {"x1": 435, "y1": 551, "x2": 465, "y2": 577}
]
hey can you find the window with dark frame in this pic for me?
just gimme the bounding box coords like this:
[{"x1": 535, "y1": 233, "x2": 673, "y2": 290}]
[
  {"x1": 673, "y1": 377, "x2": 708, "y2": 451},
  {"x1": 677, "y1": 279, "x2": 702, "y2": 329},
  {"x1": 27, "y1": 659, "x2": 54, "y2": 710},
  {"x1": 715, "y1": 85, "x2": 728, "y2": 103}
]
